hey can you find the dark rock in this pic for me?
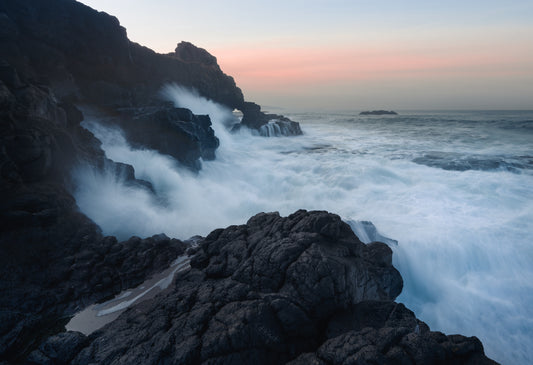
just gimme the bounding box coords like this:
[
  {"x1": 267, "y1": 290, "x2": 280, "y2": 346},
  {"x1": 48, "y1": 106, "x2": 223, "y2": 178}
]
[
  {"x1": 360, "y1": 110, "x2": 398, "y2": 115},
  {"x1": 0, "y1": 61, "x2": 22, "y2": 89},
  {"x1": 174, "y1": 41, "x2": 218, "y2": 66},
  {"x1": 0, "y1": 0, "x2": 244, "y2": 109},
  {"x1": 258, "y1": 119, "x2": 303, "y2": 137},
  {"x1": 238, "y1": 101, "x2": 303, "y2": 136},
  {"x1": 26, "y1": 331, "x2": 88, "y2": 365},
  {"x1": 112, "y1": 104, "x2": 220, "y2": 169},
  {"x1": 59, "y1": 210, "x2": 495, "y2": 365},
  {"x1": 0, "y1": 183, "x2": 187, "y2": 362},
  {"x1": 0, "y1": 67, "x2": 184, "y2": 362}
]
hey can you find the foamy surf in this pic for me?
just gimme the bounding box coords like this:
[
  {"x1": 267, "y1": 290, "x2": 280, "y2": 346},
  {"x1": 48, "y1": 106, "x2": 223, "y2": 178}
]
[{"x1": 72, "y1": 87, "x2": 533, "y2": 364}]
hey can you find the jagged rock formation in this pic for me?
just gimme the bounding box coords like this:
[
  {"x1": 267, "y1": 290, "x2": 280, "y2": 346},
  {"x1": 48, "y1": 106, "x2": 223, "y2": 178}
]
[
  {"x1": 0, "y1": 0, "x2": 235, "y2": 171},
  {"x1": 0, "y1": 0, "x2": 244, "y2": 109},
  {"x1": 25, "y1": 210, "x2": 495, "y2": 365},
  {"x1": 0, "y1": 0, "x2": 301, "y2": 360},
  {"x1": 0, "y1": 69, "x2": 187, "y2": 362},
  {"x1": 0, "y1": 43, "x2": 189, "y2": 364},
  {"x1": 109, "y1": 104, "x2": 220, "y2": 170},
  {"x1": 0, "y1": 0, "x2": 301, "y2": 138},
  {"x1": 238, "y1": 101, "x2": 303, "y2": 136}
]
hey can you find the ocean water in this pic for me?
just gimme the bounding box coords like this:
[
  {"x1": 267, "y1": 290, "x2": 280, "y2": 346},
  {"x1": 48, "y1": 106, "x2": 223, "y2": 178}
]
[{"x1": 73, "y1": 87, "x2": 533, "y2": 364}]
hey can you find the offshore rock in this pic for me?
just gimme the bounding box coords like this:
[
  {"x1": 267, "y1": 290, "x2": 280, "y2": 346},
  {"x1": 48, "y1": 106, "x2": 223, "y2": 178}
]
[
  {"x1": 259, "y1": 119, "x2": 303, "y2": 137},
  {"x1": 360, "y1": 110, "x2": 398, "y2": 115},
  {"x1": 49, "y1": 210, "x2": 494, "y2": 365},
  {"x1": 238, "y1": 101, "x2": 303, "y2": 136}
]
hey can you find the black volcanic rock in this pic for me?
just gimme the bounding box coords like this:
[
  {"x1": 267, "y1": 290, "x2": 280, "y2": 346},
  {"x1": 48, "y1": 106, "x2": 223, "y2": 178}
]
[
  {"x1": 0, "y1": 63, "x2": 185, "y2": 362},
  {"x1": 0, "y1": 0, "x2": 304, "y2": 138},
  {"x1": 37, "y1": 210, "x2": 494, "y2": 365},
  {"x1": 0, "y1": 179, "x2": 187, "y2": 362},
  {"x1": 289, "y1": 301, "x2": 497, "y2": 364},
  {"x1": 0, "y1": 0, "x2": 244, "y2": 110},
  {"x1": 26, "y1": 331, "x2": 89, "y2": 365},
  {"x1": 112, "y1": 104, "x2": 220, "y2": 169},
  {"x1": 174, "y1": 41, "x2": 218, "y2": 66},
  {"x1": 360, "y1": 110, "x2": 398, "y2": 115},
  {"x1": 238, "y1": 101, "x2": 303, "y2": 136}
]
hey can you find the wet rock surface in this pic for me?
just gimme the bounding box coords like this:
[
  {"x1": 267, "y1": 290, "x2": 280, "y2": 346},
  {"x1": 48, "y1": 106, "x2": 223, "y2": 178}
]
[
  {"x1": 31, "y1": 210, "x2": 492, "y2": 365},
  {"x1": 0, "y1": 60, "x2": 187, "y2": 363},
  {"x1": 238, "y1": 101, "x2": 303, "y2": 136},
  {"x1": 0, "y1": 180, "x2": 187, "y2": 362},
  {"x1": 112, "y1": 104, "x2": 220, "y2": 170}
]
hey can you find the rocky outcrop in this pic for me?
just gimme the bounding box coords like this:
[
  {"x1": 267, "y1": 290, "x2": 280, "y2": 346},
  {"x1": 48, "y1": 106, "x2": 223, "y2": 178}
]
[
  {"x1": 0, "y1": 0, "x2": 303, "y2": 135},
  {"x1": 238, "y1": 101, "x2": 303, "y2": 136},
  {"x1": 173, "y1": 41, "x2": 219, "y2": 67},
  {"x1": 25, "y1": 210, "x2": 492, "y2": 365},
  {"x1": 360, "y1": 110, "x2": 398, "y2": 115},
  {"x1": 289, "y1": 300, "x2": 496, "y2": 365},
  {"x1": 110, "y1": 104, "x2": 220, "y2": 169},
  {"x1": 0, "y1": 3, "x2": 302, "y2": 361},
  {"x1": 0, "y1": 62, "x2": 188, "y2": 362},
  {"x1": 0, "y1": 0, "x2": 244, "y2": 110}
]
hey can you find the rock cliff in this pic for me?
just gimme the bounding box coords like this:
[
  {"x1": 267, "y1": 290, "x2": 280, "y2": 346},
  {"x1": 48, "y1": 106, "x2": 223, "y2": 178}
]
[
  {"x1": 0, "y1": 0, "x2": 243, "y2": 109},
  {"x1": 0, "y1": 0, "x2": 300, "y2": 137}
]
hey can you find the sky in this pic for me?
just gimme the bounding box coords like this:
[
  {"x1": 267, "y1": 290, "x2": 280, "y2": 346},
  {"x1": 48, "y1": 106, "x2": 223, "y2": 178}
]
[{"x1": 81, "y1": 0, "x2": 533, "y2": 111}]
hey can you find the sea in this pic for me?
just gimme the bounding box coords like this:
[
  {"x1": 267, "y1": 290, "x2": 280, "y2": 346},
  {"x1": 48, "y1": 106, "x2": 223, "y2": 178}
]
[{"x1": 73, "y1": 87, "x2": 533, "y2": 364}]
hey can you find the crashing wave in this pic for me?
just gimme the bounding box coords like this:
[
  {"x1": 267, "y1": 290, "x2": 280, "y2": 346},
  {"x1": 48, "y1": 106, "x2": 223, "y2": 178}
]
[{"x1": 346, "y1": 219, "x2": 398, "y2": 246}]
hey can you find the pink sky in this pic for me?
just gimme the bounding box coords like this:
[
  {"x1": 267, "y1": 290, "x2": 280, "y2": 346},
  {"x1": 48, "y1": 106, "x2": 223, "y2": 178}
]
[
  {"x1": 214, "y1": 42, "x2": 532, "y2": 89},
  {"x1": 211, "y1": 37, "x2": 532, "y2": 110},
  {"x1": 81, "y1": 0, "x2": 533, "y2": 110}
]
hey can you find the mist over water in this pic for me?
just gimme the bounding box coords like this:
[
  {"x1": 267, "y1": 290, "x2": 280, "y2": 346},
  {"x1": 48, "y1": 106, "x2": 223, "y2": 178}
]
[{"x1": 73, "y1": 87, "x2": 533, "y2": 364}]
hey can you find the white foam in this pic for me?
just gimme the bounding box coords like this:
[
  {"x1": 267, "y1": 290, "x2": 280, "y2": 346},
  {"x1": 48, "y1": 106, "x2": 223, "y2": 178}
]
[{"x1": 72, "y1": 95, "x2": 533, "y2": 364}]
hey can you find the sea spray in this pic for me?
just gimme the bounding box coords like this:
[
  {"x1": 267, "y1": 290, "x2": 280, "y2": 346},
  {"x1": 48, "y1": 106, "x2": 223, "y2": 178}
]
[{"x1": 72, "y1": 90, "x2": 533, "y2": 364}]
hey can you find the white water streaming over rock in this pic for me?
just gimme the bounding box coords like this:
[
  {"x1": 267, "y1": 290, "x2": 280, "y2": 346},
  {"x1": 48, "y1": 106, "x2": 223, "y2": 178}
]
[
  {"x1": 258, "y1": 119, "x2": 298, "y2": 136},
  {"x1": 72, "y1": 88, "x2": 533, "y2": 364}
]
